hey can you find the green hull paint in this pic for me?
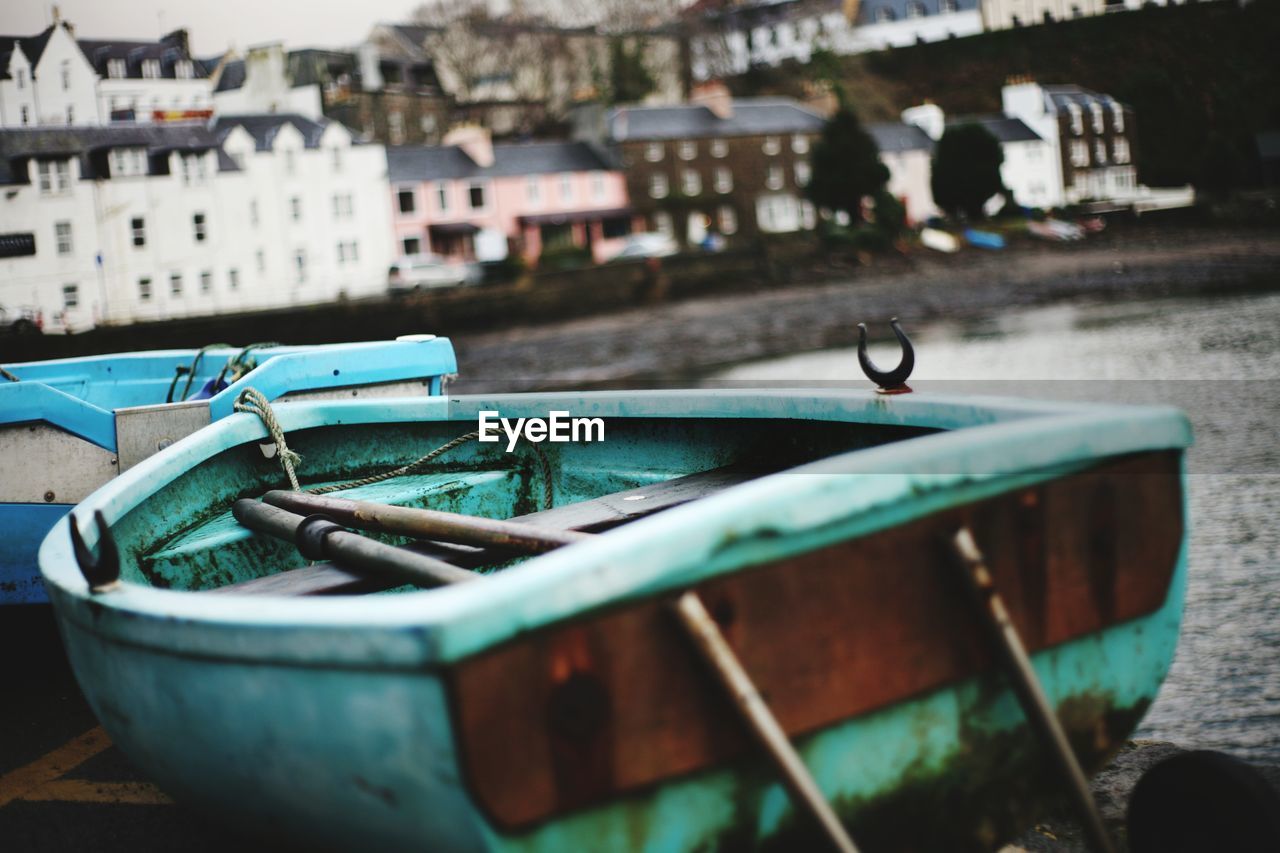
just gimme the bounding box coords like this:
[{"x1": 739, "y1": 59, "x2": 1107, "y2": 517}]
[{"x1": 39, "y1": 389, "x2": 1192, "y2": 851}]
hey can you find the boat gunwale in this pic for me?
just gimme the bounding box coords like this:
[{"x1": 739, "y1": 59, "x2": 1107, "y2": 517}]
[{"x1": 38, "y1": 389, "x2": 1193, "y2": 667}]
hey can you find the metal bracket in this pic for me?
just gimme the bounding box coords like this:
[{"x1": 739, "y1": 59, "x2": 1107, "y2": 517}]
[{"x1": 68, "y1": 510, "x2": 122, "y2": 594}]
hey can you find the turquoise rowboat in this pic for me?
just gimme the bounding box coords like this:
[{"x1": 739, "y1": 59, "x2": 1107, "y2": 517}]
[
  {"x1": 0, "y1": 337, "x2": 456, "y2": 604},
  {"x1": 39, "y1": 389, "x2": 1191, "y2": 851}
]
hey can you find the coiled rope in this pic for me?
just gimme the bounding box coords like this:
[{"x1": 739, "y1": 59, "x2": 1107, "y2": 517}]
[{"x1": 233, "y1": 386, "x2": 555, "y2": 509}]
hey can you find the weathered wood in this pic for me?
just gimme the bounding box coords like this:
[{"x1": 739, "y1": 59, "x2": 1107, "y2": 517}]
[
  {"x1": 448, "y1": 452, "x2": 1183, "y2": 830},
  {"x1": 216, "y1": 466, "x2": 756, "y2": 596}
]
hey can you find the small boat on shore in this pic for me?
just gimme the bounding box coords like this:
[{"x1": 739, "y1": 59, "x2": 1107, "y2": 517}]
[
  {"x1": 1, "y1": 337, "x2": 456, "y2": 604},
  {"x1": 39, "y1": 357, "x2": 1192, "y2": 850}
]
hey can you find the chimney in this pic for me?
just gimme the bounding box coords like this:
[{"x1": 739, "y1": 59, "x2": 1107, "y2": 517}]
[
  {"x1": 163, "y1": 28, "x2": 191, "y2": 57},
  {"x1": 444, "y1": 124, "x2": 494, "y2": 168},
  {"x1": 901, "y1": 102, "x2": 944, "y2": 141},
  {"x1": 358, "y1": 43, "x2": 383, "y2": 92},
  {"x1": 692, "y1": 81, "x2": 733, "y2": 120}
]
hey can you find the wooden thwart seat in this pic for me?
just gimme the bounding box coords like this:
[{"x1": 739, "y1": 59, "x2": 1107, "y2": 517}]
[{"x1": 211, "y1": 466, "x2": 758, "y2": 596}]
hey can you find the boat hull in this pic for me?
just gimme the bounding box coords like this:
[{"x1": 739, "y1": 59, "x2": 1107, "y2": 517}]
[{"x1": 38, "y1": 390, "x2": 1193, "y2": 850}]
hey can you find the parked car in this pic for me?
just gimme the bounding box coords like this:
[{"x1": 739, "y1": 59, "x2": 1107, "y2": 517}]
[
  {"x1": 387, "y1": 255, "x2": 469, "y2": 293},
  {"x1": 0, "y1": 305, "x2": 42, "y2": 335},
  {"x1": 604, "y1": 233, "x2": 679, "y2": 262}
]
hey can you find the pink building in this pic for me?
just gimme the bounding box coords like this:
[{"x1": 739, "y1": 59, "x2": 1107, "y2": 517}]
[{"x1": 386, "y1": 127, "x2": 636, "y2": 264}]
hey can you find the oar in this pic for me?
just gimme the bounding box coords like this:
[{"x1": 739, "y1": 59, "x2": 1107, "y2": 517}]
[
  {"x1": 263, "y1": 490, "x2": 592, "y2": 553},
  {"x1": 232, "y1": 499, "x2": 479, "y2": 588}
]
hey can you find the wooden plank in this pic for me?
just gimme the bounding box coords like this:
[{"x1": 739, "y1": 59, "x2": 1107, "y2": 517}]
[
  {"x1": 448, "y1": 452, "x2": 1184, "y2": 830},
  {"x1": 213, "y1": 466, "x2": 758, "y2": 596}
]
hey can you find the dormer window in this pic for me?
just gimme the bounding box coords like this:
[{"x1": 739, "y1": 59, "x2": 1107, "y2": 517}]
[
  {"x1": 176, "y1": 60, "x2": 194, "y2": 80},
  {"x1": 875, "y1": 7, "x2": 896, "y2": 23},
  {"x1": 1112, "y1": 104, "x2": 1125, "y2": 134},
  {"x1": 940, "y1": 0, "x2": 957, "y2": 12},
  {"x1": 678, "y1": 141, "x2": 696, "y2": 160},
  {"x1": 142, "y1": 59, "x2": 161, "y2": 79},
  {"x1": 645, "y1": 142, "x2": 664, "y2": 162},
  {"x1": 762, "y1": 136, "x2": 781, "y2": 155},
  {"x1": 1067, "y1": 103, "x2": 1083, "y2": 135},
  {"x1": 110, "y1": 148, "x2": 147, "y2": 177},
  {"x1": 16, "y1": 69, "x2": 25, "y2": 89},
  {"x1": 1090, "y1": 102, "x2": 1104, "y2": 134},
  {"x1": 906, "y1": 1, "x2": 926, "y2": 18},
  {"x1": 107, "y1": 58, "x2": 126, "y2": 79},
  {"x1": 61, "y1": 61, "x2": 71, "y2": 91},
  {"x1": 710, "y1": 139, "x2": 728, "y2": 158},
  {"x1": 37, "y1": 160, "x2": 72, "y2": 195}
]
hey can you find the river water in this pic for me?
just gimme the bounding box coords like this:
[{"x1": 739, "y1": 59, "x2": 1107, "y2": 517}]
[{"x1": 705, "y1": 289, "x2": 1280, "y2": 764}]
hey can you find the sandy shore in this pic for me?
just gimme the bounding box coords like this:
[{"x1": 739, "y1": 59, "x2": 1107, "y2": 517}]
[{"x1": 450, "y1": 224, "x2": 1280, "y2": 392}]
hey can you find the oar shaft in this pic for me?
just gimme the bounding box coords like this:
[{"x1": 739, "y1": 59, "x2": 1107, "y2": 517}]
[
  {"x1": 264, "y1": 490, "x2": 591, "y2": 553},
  {"x1": 233, "y1": 500, "x2": 478, "y2": 588}
]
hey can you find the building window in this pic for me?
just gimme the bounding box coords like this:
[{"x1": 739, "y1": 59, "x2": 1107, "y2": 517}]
[
  {"x1": 284, "y1": 149, "x2": 296, "y2": 175},
  {"x1": 527, "y1": 175, "x2": 542, "y2": 205},
  {"x1": 348, "y1": 241, "x2": 358, "y2": 262},
  {"x1": 1070, "y1": 140, "x2": 1089, "y2": 167},
  {"x1": 138, "y1": 277, "x2": 152, "y2": 301},
  {"x1": 249, "y1": 199, "x2": 259, "y2": 226},
  {"x1": 200, "y1": 271, "x2": 213, "y2": 293},
  {"x1": 16, "y1": 69, "x2": 25, "y2": 89},
  {"x1": 1112, "y1": 105, "x2": 1125, "y2": 134},
  {"x1": 131, "y1": 217, "x2": 146, "y2": 247},
  {"x1": 560, "y1": 173, "x2": 573, "y2": 201},
  {"x1": 678, "y1": 140, "x2": 697, "y2": 160},
  {"x1": 792, "y1": 134, "x2": 810, "y2": 154},
  {"x1": 62, "y1": 283, "x2": 79, "y2": 309},
  {"x1": 718, "y1": 205, "x2": 738, "y2": 235},
  {"x1": 875, "y1": 7, "x2": 896, "y2": 22},
  {"x1": 388, "y1": 111, "x2": 405, "y2": 144},
  {"x1": 1068, "y1": 103, "x2": 1083, "y2": 135},
  {"x1": 1094, "y1": 139, "x2": 1107, "y2": 164},
  {"x1": 291, "y1": 197, "x2": 302, "y2": 221},
  {"x1": 337, "y1": 242, "x2": 346, "y2": 264},
  {"x1": 710, "y1": 139, "x2": 728, "y2": 158},
  {"x1": 294, "y1": 250, "x2": 307, "y2": 283},
  {"x1": 1090, "y1": 103, "x2": 1105, "y2": 134},
  {"x1": 55, "y1": 221, "x2": 73, "y2": 255},
  {"x1": 591, "y1": 171, "x2": 605, "y2": 200},
  {"x1": 795, "y1": 161, "x2": 811, "y2": 187},
  {"x1": 193, "y1": 213, "x2": 207, "y2": 242},
  {"x1": 714, "y1": 167, "x2": 733, "y2": 193},
  {"x1": 256, "y1": 250, "x2": 266, "y2": 272},
  {"x1": 20, "y1": 105, "x2": 29, "y2": 125},
  {"x1": 762, "y1": 136, "x2": 781, "y2": 155},
  {"x1": 331, "y1": 147, "x2": 342, "y2": 172},
  {"x1": 403, "y1": 237, "x2": 421, "y2": 255},
  {"x1": 906, "y1": 1, "x2": 926, "y2": 18},
  {"x1": 766, "y1": 164, "x2": 785, "y2": 190},
  {"x1": 435, "y1": 183, "x2": 449, "y2": 211},
  {"x1": 469, "y1": 183, "x2": 486, "y2": 209},
  {"x1": 61, "y1": 60, "x2": 71, "y2": 91},
  {"x1": 653, "y1": 211, "x2": 674, "y2": 237},
  {"x1": 142, "y1": 59, "x2": 160, "y2": 79},
  {"x1": 1113, "y1": 137, "x2": 1130, "y2": 164},
  {"x1": 649, "y1": 173, "x2": 669, "y2": 199},
  {"x1": 38, "y1": 160, "x2": 71, "y2": 195},
  {"x1": 176, "y1": 60, "x2": 194, "y2": 80},
  {"x1": 170, "y1": 272, "x2": 183, "y2": 296},
  {"x1": 940, "y1": 0, "x2": 957, "y2": 12},
  {"x1": 645, "y1": 142, "x2": 664, "y2": 162},
  {"x1": 681, "y1": 169, "x2": 701, "y2": 196},
  {"x1": 229, "y1": 269, "x2": 240, "y2": 290}
]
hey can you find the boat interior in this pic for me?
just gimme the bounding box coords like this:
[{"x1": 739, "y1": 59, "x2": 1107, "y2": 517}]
[{"x1": 120, "y1": 415, "x2": 938, "y2": 596}]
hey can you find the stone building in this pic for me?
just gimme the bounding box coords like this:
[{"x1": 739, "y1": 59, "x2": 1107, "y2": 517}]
[{"x1": 602, "y1": 87, "x2": 825, "y2": 247}]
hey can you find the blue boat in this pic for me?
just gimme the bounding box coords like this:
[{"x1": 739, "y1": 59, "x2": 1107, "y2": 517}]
[
  {"x1": 38, "y1": 380, "x2": 1192, "y2": 850},
  {"x1": 963, "y1": 228, "x2": 1006, "y2": 250},
  {"x1": 1, "y1": 337, "x2": 456, "y2": 604}
]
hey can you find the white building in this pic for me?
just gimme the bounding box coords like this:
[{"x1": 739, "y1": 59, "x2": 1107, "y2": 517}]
[
  {"x1": 865, "y1": 122, "x2": 940, "y2": 223},
  {"x1": 689, "y1": 0, "x2": 984, "y2": 80},
  {"x1": 0, "y1": 21, "x2": 214, "y2": 128},
  {"x1": 0, "y1": 118, "x2": 392, "y2": 331},
  {"x1": 902, "y1": 102, "x2": 1060, "y2": 208},
  {"x1": 980, "y1": 0, "x2": 1105, "y2": 30}
]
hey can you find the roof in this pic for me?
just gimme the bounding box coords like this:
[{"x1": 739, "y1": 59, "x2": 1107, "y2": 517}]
[
  {"x1": 946, "y1": 115, "x2": 1042, "y2": 144},
  {"x1": 0, "y1": 124, "x2": 222, "y2": 184},
  {"x1": 1039, "y1": 84, "x2": 1127, "y2": 113},
  {"x1": 77, "y1": 30, "x2": 206, "y2": 80},
  {"x1": 212, "y1": 114, "x2": 332, "y2": 150},
  {"x1": 855, "y1": 0, "x2": 978, "y2": 24},
  {"x1": 866, "y1": 122, "x2": 934, "y2": 153},
  {"x1": 0, "y1": 25, "x2": 57, "y2": 79},
  {"x1": 607, "y1": 98, "x2": 825, "y2": 141},
  {"x1": 207, "y1": 57, "x2": 245, "y2": 92},
  {"x1": 387, "y1": 140, "x2": 615, "y2": 182}
]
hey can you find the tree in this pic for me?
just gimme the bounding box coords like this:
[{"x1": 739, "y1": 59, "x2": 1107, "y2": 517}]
[
  {"x1": 609, "y1": 37, "x2": 655, "y2": 103},
  {"x1": 807, "y1": 108, "x2": 890, "y2": 224},
  {"x1": 931, "y1": 124, "x2": 1005, "y2": 220}
]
